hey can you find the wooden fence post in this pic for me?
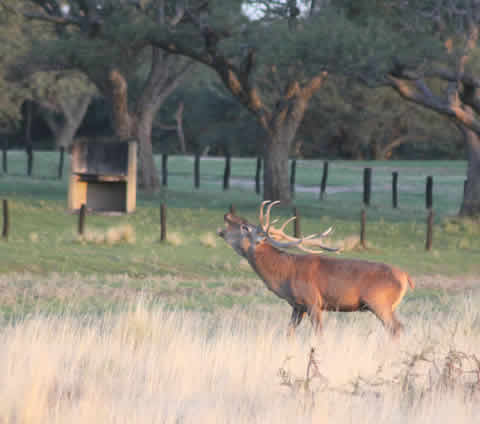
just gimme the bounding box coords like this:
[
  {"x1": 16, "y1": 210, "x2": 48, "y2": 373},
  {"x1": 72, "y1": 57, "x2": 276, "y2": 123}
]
[
  {"x1": 25, "y1": 101, "x2": 33, "y2": 177},
  {"x1": 26, "y1": 145, "x2": 33, "y2": 177},
  {"x1": 162, "y1": 154, "x2": 168, "y2": 187},
  {"x1": 230, "y1": 204, "x2": 236, "y2": 215},
  {"x1": 293, "y1": 207, "x2": 301, "y2": 238},
  {"x1": 57, "y1": 147, "x2": 65, "y2": 180},
  {"x1": 392, "y1": 171, "x2": 398, "y2": 209},
  {"x1": 255, "y1": 157, "x2": 262, "y2": 195},
  {"x1": 223, "y1": 153, "x2": 231, "y2": 191},
  {"x1": 78, "y1": 204, "x2": 86, "y2": 236},
  {"x1": 363, "y1": 168, "x2": 372, "y2": 206},
  {"x1": 194, "y1": 153, "x2": 200, "y2": 189},
  {"x1": 426, "y1": 176, "x2": 433, "y2": 210},
  {"x1": 320, "y1": 161, "x2": 328, "y2": 200},
  {"x1": 360, "y1": 208, "x2": 366, "y2": 248},
  {"x1": 2, "y1": 199, "x2": 8, "y2": 240},
  {"x1": 160, "y1": 203, "x2": 167, "y2": 242},
  {"x1": 2, "y1": 139, "x2": 7, "y2": 174},
  {"x1": 290, "y1": 159, "x2": 296, "y2": 196},
  {"x1": 426, "y1": 209, "x2": 434, "y2": 251}
]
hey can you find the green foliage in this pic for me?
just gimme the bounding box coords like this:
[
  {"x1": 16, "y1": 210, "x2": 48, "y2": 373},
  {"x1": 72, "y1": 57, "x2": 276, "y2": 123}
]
[
  {"x1": 298, "y1": 76, "x2": 461, "y2": 159},
  {"x1": 0, "y1": 3, "x2": 34, "y2": 126},
  {"x1": 155, "y1": 68, "x2": 265, "y2": 154},
  {"x1": 0, "y1": 1, "x2": 95, "y2": 131}
]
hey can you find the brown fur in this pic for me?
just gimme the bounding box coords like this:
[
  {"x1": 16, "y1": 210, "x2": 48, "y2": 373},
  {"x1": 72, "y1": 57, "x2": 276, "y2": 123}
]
[{"x1": 218, "y1": 213, "x2": 414, "y2": 337}]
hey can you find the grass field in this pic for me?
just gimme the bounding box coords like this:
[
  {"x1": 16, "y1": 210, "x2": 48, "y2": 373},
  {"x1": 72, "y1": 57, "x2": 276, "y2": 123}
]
[
  {"x1": 0, "y1": 152, "x2": 479, "y2": 422},
  {"x1": 0, "y1": 294, "x2": 479, "y2": 423}
]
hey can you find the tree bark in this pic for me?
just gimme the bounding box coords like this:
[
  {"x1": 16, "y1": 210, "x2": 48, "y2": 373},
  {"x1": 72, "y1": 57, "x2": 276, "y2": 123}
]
[
  {"x1": 135, "y1": 112, "x2": 160, "y2": 192},
  {"x1": 460, "y1": 127, "x2": 480, "y2": 216},
  {"x1": 263, "y1": 133, "x2": 291, "y2": 202},
  {"x1": 107, "y1": 53, "x2": 191, "y2": 193},
  {"x1": 261, "y1": 74, "x2": 327, "y2": 203}
]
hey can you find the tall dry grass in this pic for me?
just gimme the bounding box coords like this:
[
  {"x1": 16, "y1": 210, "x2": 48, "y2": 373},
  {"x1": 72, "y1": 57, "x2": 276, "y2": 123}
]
[{"x1": 0, "y1": 293, "x2": 479, "y2": 423}]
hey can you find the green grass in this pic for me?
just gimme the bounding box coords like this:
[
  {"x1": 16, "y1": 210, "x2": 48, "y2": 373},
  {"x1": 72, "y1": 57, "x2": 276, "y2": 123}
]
[{"x1": 0, "y1": 152, "x2": 478, "y2": 317}]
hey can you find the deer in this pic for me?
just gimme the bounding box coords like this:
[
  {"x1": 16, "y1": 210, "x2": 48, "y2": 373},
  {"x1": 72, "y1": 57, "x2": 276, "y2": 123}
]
[{"x1": 217, "y1": 201, "x2": 415, "y2": 338}]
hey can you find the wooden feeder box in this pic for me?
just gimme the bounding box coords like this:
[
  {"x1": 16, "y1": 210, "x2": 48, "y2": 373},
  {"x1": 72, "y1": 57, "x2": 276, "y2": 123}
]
[{"x1": 68, "y1": 141, "x2": 137, "y2": 213}]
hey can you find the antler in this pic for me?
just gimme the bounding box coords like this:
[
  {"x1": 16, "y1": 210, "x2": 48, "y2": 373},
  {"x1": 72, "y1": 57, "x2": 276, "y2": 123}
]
[{"x1": 258, "y1": 201, "x2": 339, "y2": 253}]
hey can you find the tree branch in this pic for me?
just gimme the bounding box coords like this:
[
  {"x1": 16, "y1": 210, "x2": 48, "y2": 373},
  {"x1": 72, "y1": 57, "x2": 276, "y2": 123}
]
[{"x1": 388, "y1": 75, "x2": 480, "y2": 134}]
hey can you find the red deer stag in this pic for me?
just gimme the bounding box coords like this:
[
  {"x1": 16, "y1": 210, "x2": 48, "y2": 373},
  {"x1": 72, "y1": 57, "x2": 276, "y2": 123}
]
[{"x1": 217, "y1": 201, "x2": 414, "y2": 337}]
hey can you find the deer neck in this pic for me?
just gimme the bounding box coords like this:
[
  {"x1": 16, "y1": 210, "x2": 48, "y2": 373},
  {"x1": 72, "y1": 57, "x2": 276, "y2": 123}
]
[{"x1": 246, "y1": 243, "x2": 294, "y2": 295}]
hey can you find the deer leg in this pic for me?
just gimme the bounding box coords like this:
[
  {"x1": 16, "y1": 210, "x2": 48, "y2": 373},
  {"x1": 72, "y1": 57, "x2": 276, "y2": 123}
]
[
  {"x1": 307, "y1": 301, "x2": 323, "y2": 335},
  {"x1": 287, "y1": 307, "x2": 305, "y2": 337},
  {"x1": 369, "y1": 304, "x2": 404, "y2": 338}
]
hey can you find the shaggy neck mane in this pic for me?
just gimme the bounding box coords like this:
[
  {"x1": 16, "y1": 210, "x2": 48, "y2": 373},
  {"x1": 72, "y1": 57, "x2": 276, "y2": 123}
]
[{"x1": 246, "y1": 243, "x2": 295, "y2": 294}]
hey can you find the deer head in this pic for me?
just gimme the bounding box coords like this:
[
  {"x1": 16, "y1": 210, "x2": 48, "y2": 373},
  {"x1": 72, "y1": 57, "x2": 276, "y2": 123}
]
[{"x1": 217, "y1": 201, "x2": 338, "y2": 255}]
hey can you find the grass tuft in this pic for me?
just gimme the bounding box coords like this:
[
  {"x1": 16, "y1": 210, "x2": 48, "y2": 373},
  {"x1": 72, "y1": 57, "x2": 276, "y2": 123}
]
[
  {"x1": 77, "y1": 225, "x2": 136, "y2": 245},
  {"x1": 199, "y1": 232, "x2": 217, "y2": 248},
  {"x1": 166, "y1": 232, "x2": 184, "y2": 246}
]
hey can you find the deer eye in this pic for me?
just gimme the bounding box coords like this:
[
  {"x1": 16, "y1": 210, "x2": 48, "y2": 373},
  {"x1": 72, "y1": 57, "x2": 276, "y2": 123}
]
[{"x1": 240, "y1": 224, "x2": 251, "y2": 233}]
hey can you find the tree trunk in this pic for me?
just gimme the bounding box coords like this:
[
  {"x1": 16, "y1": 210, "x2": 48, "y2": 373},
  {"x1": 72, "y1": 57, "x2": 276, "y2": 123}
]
[
  {"x1": 261, "y1": 76, "x2": 327, "y2": 203},
  {"x1": 136, "y1": 115, "x2": 160, "y2": 192},
  {"x1": 263, "y1": 131, "x2": 293, "y2": 203},
  {"x1": 460, "y1": 128, "x2": 480, "y2": 216},
  {"x1": 25, "y1": 101, "x2": 33, "y2": 177},
  {"x1": 109, "y1": 69, "x2": 160, "y2": 192}
]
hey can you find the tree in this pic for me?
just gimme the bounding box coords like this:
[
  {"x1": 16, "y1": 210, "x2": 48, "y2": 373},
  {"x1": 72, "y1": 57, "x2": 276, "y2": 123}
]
[
  {"x1": 130, "y1": 2, "x2": 313, "y2": 200},
  {"x1": 373, "y1": 0, "x2": 480, "y2": 216},
  {"x1": 145, "y1": 0, "x2": 328, "y2": 202},
  {"x1": 298, "y1": 77, "x2": 460, "y2": 160},
  {"x1": 29, "y1": 72, "x2": 95, "y2": 148},
  {"x1": 143, "y1": 0, "x2": 435, "y2": 201},
  {"x1": 0, "y1": 1, "x2": 95, "y2": 158},
  {"x1": 0, "y1": 2, "x2": 40, "y2": 129},
  {"x1": 3, "y1": 0, "x2": 193, "y2": 192}
]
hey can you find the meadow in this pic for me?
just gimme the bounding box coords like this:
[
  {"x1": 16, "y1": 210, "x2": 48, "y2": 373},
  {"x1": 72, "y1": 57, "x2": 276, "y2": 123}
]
[{"x1": 0, "y1": 151, "x2": 479, "y2": 422}]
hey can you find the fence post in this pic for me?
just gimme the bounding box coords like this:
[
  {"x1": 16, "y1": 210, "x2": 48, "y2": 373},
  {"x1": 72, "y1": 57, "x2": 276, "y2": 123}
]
[
  {"x1": 25, "y1": 101, "x2": 33, "y2": 177},
  {"x1": 162, "y1": 154, "x2": 168, "y2": 187},
  {"x1": 320, "y1": 161, "x2": 328, "y2": 200},
  {"x1": 223, "y1": 153, "x2": 231, "y2": 191},
  {"x1": 392, "y1": 171, "x2": 398, "y2": 209},
  {"x1": 160, "y1": 203, "x2": 167, "y2": 242},
  {"x1": 363, "y1": 168, "x2": 372, "y2": 206},
  {"x1": 230, "y1": 204, "x2": 236, "y2": 215},
  {"x1": 255, "y1": 157, "x2": 262, "y2": 195},
  {"x1": 2, "y1": 139, "x2": 7, "y2": 174},
  {"x1": 293, "y1": 207, "x2": 301, "y2": 238},
  {"x1": 78, "y1": 204, "x2": 86, "y2": 236},
  {"x1": 194, "y1": 153, "x2": 200, "y2": 189},
  {"x1": 57, "y1": 147, "x2": 65, "y2": 180},
  {"x1": 360, "y1": 208, "x2": 366, "y2": 248},
  {"x1": 26, "y1": 145, "x2": 33, "y2": 177},
  {"x1": 290, "y1": 159, "x2": 296, "y2": 196},
  {"x1": 426, "y1": 176, "x2": 433, "y2": 210},
  {"x1": 2, "y1": 199, "x2": 8, "y2": 240},
  {"x1": 426, "y1": 209, "x2": 434, "y2": 251}
]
